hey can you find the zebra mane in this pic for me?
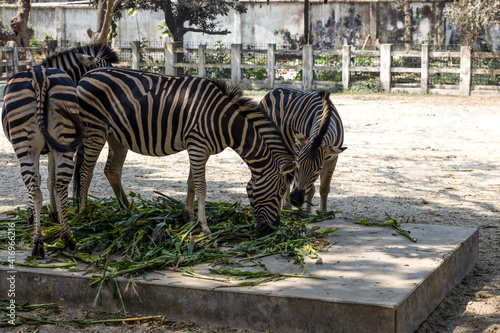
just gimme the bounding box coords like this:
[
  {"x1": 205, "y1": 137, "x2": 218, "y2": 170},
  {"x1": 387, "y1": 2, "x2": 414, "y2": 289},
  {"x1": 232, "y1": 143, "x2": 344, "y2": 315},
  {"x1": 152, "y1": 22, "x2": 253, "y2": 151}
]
[
  {"x1": 210, "y1": 79, "x2": 249, "y2": 105},
  {"x1": 309, "y1": 90, "x2": 333, "y2": 155},
  {"x1": 209, "y1": 79, "x2": 296, "y2": 165},
  {"x1": 42, "y1": 43, "x2": 119, "y2": 66}
]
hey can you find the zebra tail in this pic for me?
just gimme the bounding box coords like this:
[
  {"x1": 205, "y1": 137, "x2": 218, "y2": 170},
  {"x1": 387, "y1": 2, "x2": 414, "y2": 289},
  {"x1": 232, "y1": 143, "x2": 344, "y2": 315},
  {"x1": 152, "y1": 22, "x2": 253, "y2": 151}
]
[
  {"x1": 309, "y1": 90, "x2": 333, "y2": 155},
  {"x1": 72, "y1": 145, "x2": 84, "y2": 204},
  {"x1": 34, "y1": 71, "x2": 83, "y2": 153}
]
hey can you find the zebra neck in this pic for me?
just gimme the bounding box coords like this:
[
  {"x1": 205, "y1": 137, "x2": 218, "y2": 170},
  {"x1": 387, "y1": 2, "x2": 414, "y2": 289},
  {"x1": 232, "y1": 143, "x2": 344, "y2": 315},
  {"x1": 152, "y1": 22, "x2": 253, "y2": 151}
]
[
  {"x1": 229, "y1": 111, "x2": 294, "y2": 175},
  {"x1": 64, "y1": 63, "x2": 88, "y2": 84}
]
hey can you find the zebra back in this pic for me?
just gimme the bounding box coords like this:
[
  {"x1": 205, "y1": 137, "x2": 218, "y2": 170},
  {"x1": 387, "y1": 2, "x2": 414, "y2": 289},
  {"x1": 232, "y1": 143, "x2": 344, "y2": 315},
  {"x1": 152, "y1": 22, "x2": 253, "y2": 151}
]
[
  {"x1": 76, "y1": 68, "x2": 295, "y2": 172},
  {"x1": 261, "y1": 88, "x2": 344, "y2": 152},
  {"x1": 41, "y1": 43, "x2": 119, "y2": 84}
]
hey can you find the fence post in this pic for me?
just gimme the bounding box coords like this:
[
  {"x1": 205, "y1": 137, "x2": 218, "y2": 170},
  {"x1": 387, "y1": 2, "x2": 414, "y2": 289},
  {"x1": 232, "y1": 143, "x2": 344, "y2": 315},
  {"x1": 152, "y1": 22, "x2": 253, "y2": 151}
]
[
  {"x1": 303, "y1": 44, "x2": 313, "y2": 89},
  {"x1": 198, "y1": 44, "x2": 206, "y2": 78},
  {"x1": 267, "y1": 43, "x2": 276, "y2": 88},
  {"x1": 231, "y1": 44, "x2": 242, "y2": 86},
  {"x1": 380, "y1": 44, "x2": 392, "y2": 91},
  {"x1": 342, "y1": 45, "x2": 351, "y2": 90},
  {"x1": 421, "y1": 44, "x2": 429, "y2": 94},
  {"x1": 460, "y1": 45, "x2": 472, "y2": 96},
  {"x1": 132, "y1": 41, "x2": 140, "y2": 70},
  {"x1": 165, "y1": 42, "x2": 175, "y2": 75},
  {"x1": 7, "y1": 41, "x2": 18, "y2": 75}
]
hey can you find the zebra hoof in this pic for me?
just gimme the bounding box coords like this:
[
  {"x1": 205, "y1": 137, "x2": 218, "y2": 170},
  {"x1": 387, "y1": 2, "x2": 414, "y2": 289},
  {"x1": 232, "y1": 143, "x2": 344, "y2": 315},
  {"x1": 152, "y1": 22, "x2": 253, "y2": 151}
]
[
  {"x1": 63, "y1": 236, "x2": 77, "y2": 252},
  {"x1": 182, "y1": 210, "x2": 194, "y2": 223},
  {"x1": 32, "y1": 241, "x2": 45, "y2": 259},
  {"x1": 49, "y1": 211, "x2": 59, "y2": 224},
  {"x1": 198, "y1": 222, "x2": 212, "y2": 235},
  {"x1": 254, "y1": 222, "x2": 275, "y2": 236}
]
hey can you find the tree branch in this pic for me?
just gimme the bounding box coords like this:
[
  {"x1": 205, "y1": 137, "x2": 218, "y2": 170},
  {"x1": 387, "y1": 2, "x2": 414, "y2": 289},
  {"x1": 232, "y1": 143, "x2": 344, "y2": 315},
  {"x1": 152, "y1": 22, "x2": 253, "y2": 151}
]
[{"x1": 185, "y1": 28, "x2": 231, "y2": 35}]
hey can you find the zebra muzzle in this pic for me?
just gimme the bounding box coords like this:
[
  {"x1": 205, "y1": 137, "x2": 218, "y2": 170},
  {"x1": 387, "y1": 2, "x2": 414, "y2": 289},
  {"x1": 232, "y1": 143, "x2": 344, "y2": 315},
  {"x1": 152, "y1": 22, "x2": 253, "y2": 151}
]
[{"x1": 290, "y1": 188, "x2": 306, "y2": 207}]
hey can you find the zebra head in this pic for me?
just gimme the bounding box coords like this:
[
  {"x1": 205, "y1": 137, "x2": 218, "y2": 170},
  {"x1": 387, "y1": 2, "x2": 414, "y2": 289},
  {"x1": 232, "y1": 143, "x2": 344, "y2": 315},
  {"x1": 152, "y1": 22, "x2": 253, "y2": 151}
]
[
  {"x1": 74, "y1": 43, "x2": 119, "y2": 70},
  {"x1": 247, "y1": 160, "x2": 296, "y2": 232}
]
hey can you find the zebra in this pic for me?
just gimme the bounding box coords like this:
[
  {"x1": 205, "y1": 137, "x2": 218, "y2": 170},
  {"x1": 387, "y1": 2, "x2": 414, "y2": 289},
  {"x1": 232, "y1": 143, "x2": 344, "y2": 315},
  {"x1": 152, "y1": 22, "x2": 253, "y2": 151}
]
[
  {"x1": 260, "y1": 88, "x2": 346, "y2": 214},
  {"x1": 41, "y1": 43, "x2": 119, "y2": 84},
  {"x1": 1, "y1": 44, "x2": 119, "y2": 258},
  {"x1": 2, "y1": 67, "x2": 81, "y2": 258},
  {"x1": 73, "y1": 67, "x2": 297, "y2": 234}
]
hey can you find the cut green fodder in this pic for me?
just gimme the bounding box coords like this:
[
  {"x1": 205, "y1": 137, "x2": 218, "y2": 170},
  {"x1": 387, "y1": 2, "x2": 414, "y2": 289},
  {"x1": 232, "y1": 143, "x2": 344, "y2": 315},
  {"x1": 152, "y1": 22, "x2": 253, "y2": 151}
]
[
  {"x1": 1, "y1": 192, "x2": 338, "y2": 311},
  {"x1": 354, "y1": 213, "x2": 417, "y2": 243}
]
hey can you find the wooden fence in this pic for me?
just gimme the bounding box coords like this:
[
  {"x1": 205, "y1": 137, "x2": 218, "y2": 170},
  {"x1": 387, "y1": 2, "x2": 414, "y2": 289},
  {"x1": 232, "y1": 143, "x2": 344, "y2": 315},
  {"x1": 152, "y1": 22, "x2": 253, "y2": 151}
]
[{"x1": 1, "y1": 41, "x2": 499, "y2": 97}]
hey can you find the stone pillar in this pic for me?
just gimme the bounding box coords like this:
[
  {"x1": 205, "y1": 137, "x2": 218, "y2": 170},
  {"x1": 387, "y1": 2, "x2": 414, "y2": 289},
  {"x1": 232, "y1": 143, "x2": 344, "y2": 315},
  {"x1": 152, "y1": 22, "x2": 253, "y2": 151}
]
[
  {"x1": 421, "y1": 44, "x2": 429, "y2": 94},
  {"x1": 165, "y1": 42, "x2": 175, "y2": 75},
  {"x1": 460, "y1": 46, "x2": 472, "y2": 97},
  {"x1": 132, "y1": 41, "x2": 140, "y2": 70},
  {"x1": 267, "y1": 44, "x2": 276, "y2": 89},
  {"x1": 342, "y1": 45, "x2": 351, "y2": 90},
  {"x1": 231, "y1": 44, "x2": 242, "y2": 86},
  {"x1": 303, "y1": 44, "x2": 313, "y2": 89},
  {"x1": 198, "y1": 44, "x2": 206, "y2": 78},
  {"x1": 7, "y1": 41, "x2": 18, "y2": 75},
  {"x1": 380, "y1": 44, "x2": 392, "y2": 92}
]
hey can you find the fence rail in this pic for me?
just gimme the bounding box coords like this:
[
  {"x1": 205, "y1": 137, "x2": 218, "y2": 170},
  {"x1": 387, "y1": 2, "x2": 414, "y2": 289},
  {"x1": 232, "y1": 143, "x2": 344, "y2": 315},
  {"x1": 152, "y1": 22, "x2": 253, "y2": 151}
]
[{"x1": 1, "y1": 41, "x2": 499, "y2": 97}]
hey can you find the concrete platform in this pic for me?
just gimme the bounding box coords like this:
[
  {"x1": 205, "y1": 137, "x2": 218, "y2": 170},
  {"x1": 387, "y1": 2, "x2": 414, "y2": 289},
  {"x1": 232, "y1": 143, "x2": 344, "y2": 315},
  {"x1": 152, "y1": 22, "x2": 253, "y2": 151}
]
[{"x1": 1, "y1": 219, "x2": 478, "y2": 333}]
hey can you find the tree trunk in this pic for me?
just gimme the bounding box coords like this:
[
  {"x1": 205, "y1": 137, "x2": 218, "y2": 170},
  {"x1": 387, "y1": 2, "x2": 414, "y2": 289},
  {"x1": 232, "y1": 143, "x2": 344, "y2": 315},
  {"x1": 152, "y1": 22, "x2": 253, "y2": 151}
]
[
  {"x1": 0, "y1": 21, "x2": 17, "y2": 43},
  {"x1": 87, "y1": 0, "x2": 116, "y2": 44},
  {"x1": 404, "y1": 0, "x2": 412, "y2": 51},
  {"x1": 9, "y1": 0, "x2": 34, "y2": 47},
  {"x1": 304, "y1": 0, "x2": 310, "y2": 44}
]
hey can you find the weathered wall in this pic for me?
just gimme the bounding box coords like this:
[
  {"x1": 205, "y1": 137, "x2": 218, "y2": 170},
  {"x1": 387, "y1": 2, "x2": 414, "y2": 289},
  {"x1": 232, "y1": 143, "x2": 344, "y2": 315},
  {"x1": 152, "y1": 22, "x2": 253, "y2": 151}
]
[{"x1": 0, "y1": 1, "x2": 497, "y2": 49}]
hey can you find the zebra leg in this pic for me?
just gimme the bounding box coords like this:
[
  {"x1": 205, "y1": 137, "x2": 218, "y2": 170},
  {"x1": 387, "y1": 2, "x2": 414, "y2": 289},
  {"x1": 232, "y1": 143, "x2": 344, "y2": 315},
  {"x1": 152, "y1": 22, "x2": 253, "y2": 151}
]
[
  {"x1": 305, "y1": 185, "x2": 316, "y2": 214},
  {"x1": 319, "y1": 155, "x2": 339, "y2": 213},
  {"x1": 187, "y1": 149, "x2": 211, "y2": 234},
  {"x1": 47, "y1": 151, "x2": 59, "y2": 223},
  {"x1": 20, "y1": 154, "x2": 45, "y2": 258},
  {"x1": 183, "y1": 169, "x2": 196, "y2": 223},
  {"x1": 104, "y1": 136, "x2": 130, "y2": 209},
  {"x1": 77, "y1": 136, "x2": 107, "y2": 212},
  {"x1": 52, "y1": 151, "x2": 77, "y2": 251},
  {"x1": 282, "y1": 182, "x2": 292, "y2": 209}
]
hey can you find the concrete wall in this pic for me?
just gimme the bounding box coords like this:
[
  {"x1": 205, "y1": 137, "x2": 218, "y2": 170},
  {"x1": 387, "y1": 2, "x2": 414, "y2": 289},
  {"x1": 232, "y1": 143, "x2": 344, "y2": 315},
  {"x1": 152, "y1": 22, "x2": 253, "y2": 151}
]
[{"x1": 0, "y1": 1, "x2": 497, "y2": 49}]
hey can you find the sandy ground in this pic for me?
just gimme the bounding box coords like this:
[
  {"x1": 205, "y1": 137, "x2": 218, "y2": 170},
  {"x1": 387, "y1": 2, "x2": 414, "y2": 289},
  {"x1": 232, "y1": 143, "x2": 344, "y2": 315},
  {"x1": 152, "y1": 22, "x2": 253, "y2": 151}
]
[{"x1": 0, "y1": 93, "x2": 499, "y2": 332}]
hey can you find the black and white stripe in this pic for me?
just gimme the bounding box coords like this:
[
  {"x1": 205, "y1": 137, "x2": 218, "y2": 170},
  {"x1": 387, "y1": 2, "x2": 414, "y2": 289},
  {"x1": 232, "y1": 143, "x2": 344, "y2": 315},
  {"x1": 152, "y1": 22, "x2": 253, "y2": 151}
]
[
  {"x1": 74, "y1": 67, "x2": 296, "y2": 233},
  {"x1": 260, "y1": 88, "x2": 346, "y2": 213},
  {"x1": 1, "y1": 44, "x2": 119, "y2": 258},
  {"x1": 2, "y1": 67, "x2": 81, "y2": 257},
  {"x1": 42, "y1": 43, "x2": 119, "y2": 84}
]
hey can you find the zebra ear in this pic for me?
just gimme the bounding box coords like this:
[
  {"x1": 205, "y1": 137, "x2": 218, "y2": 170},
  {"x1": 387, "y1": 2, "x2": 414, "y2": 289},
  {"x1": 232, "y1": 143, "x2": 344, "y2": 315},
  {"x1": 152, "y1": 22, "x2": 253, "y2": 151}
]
[
  {"x1": 76, "y1": 53, "x2": 97, "y2": 67},
  {"x1": 279, "y1": 161, "x2": 297, "y2": 175},
  {"x1": 294, "y1": 133, "x2": 308, "y2": 147},
  {"x1": 325, "y1": 145, "x2": 347, "y2": 156},
  {"x1": 310, "y1": 95, "x2": 332, "y2": 155}
]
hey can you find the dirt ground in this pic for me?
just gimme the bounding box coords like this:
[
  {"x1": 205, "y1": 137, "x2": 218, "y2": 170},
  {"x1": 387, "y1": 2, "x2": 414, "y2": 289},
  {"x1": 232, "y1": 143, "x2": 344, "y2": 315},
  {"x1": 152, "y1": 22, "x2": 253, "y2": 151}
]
[{"x1": 0, "y1": 93, "x2": 499, "y2": 332}]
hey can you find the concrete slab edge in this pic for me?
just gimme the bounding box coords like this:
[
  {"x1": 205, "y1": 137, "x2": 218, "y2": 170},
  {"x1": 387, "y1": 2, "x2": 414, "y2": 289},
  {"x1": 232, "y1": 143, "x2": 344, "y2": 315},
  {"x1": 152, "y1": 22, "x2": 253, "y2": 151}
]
[
  {"x1": 0, "y1": 227, "x2": 479, "y2": 333},
  {"x1": 395, "y1": 228, "x2": 479, "y2": 333}
]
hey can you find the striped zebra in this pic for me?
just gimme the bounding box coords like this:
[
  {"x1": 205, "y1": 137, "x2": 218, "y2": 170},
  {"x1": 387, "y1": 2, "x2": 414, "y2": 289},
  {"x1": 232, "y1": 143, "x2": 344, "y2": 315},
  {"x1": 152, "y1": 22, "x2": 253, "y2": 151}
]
[
  {"x1": 74, "y1": 67, "x2": 296, "y2": 234},
  {"x1": 41, "y1": 43, "x2": 119, "y2": 84},
  {"x1": 1, "y1": 44, "x2": 119, "y2": 258},
  {"x1": 260, "y1": 88, "x2": 346, "y2": 213}
]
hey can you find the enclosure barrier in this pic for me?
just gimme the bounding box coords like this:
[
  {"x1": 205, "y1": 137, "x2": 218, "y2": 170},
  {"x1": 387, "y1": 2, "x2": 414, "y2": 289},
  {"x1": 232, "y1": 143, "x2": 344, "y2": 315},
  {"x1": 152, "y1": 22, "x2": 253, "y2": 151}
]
[{"x1": 1, "y1": 41, "x2": 499, "y2": 97}]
